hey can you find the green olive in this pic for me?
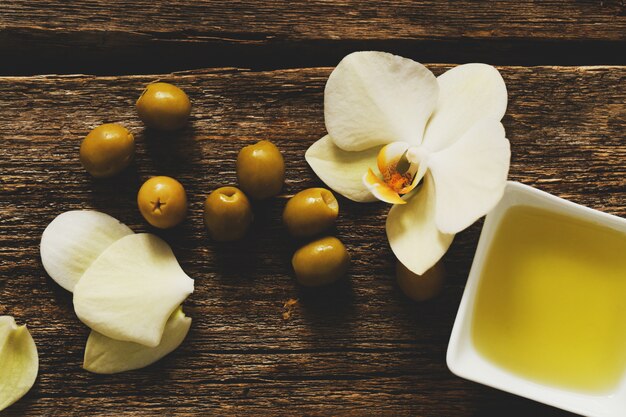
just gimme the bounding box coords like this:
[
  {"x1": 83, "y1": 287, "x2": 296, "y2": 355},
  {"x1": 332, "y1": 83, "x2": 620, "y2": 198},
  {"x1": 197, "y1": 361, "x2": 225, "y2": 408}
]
[
  {"x1": 236, "y1": 140, "x2": 284, "y2": 200},
  {"x1": 283, "y1": 188, "x2": 338, "y2": 237},
  {"x1": 292, "y1": 236, "x2": 349, "y2": 287},
  {"x1": 80, "y1": 123, "x2": 134, "y2": 178},
  {"x1": 137, "y1": 176, "x2": 188, "y2": 229},
  {"x1": 396, "y1": 261, "x2": 445, "y2": 302},
  {"x1": 136, "y1": 82, "x2": 191, "y2": 131},
  {"x1": 204, "y1": 186, "x2": 253, "y2": 241}
]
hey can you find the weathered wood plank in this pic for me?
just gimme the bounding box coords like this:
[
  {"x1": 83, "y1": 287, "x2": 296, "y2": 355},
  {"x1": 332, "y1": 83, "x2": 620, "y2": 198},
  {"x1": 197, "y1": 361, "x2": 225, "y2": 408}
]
[
  {"x1": 0, "y1": 65, "x2": 624, "y2": 415},
  {"x1": 4, "y1": 1, "x2": 625, "y2": 40},
  {"x1": 1, "y1": 1, "x2": 625, "y2": 74}
]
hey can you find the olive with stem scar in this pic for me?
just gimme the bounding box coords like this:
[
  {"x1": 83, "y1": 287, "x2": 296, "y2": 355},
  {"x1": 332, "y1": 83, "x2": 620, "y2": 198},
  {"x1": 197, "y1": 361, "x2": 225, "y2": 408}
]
[
  {"x1": 203, "y1": 186, "x2": 254, "y2": 242},
  {"x1": 283, "y1": 188, "x2": 339, "y2": 237},
  {"x1": 137, "y1": 176, "x2": 188, "y2": 229}
]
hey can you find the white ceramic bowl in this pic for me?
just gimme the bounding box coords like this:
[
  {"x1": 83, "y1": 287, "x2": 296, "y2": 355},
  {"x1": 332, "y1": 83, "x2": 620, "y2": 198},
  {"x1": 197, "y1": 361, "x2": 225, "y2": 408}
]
[{"x1": 447, "y1": 181, "x2": 626, "y2": 417}]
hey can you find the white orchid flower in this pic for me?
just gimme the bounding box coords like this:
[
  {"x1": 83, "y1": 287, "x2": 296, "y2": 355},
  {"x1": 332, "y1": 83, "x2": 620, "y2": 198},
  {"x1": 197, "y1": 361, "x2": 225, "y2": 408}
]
[{"x1": 306, "y1": 51, "x2": 511, "y2": 275}]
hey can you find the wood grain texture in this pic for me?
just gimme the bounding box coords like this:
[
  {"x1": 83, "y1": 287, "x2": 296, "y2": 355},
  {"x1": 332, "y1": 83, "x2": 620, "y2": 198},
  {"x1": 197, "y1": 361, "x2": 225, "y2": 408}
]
[
  {"x1": 0, "y1": 65, "x2": 624, "y2": 416},
  {"x1": 1, "y1": 0, "x2": 625, "y2": 75},
  {"x1": 4, "y1": 0, "x2": 624, "y2": 39}
]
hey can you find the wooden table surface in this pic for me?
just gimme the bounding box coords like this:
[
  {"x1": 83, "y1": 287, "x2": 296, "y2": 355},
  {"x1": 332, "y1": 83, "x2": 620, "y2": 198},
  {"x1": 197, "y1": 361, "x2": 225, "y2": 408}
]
[{"x1": 1, "y1": 2, "x2": 625, "y2": 416}]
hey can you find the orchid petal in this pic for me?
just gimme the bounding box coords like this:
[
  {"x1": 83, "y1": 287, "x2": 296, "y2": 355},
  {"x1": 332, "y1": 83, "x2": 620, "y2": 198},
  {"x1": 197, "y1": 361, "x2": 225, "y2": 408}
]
[
  {"x1": 325, "y1": 51, "x2": 438, "y2": 151},
  {"x1": 386, "y1": 173, "x2": 454, "y2": 275},
  {"x1": 0, "y1": 317, "x2": 38, "y2": 412},
  {"x1": 428, "y1": 119, "x2": 510, "y2": 234},
  {"x1": 305, "y1": 135, "x2": 378, "y2": 202},
  {"x1": 83, "y1": 306, "x2": 191, "y2": 374},
  {"x1": 40, "y1": 210, "x2": 133, "y2": 292},
  {"x1": 74, "y1": 233, "x2": 194, "y2": 347},
  {"x1": 423, "y1": 64, "x2": 507, "y2": 152},
  {"x1": 363, "y1": 168, "x2": 406, "y2": 205}
]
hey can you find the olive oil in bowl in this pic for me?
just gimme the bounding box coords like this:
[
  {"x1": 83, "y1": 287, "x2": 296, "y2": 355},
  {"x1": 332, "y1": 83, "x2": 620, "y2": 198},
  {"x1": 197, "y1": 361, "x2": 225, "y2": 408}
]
[{"x1": 472, "y1": 205, "x2": 626, "y2": 393}]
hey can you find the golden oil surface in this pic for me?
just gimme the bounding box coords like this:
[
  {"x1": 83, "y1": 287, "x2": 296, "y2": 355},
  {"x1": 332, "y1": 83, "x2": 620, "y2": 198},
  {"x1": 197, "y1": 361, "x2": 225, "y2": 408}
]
[{"x1": 472, "y1": 205, "x2": 626, "y2": 392}]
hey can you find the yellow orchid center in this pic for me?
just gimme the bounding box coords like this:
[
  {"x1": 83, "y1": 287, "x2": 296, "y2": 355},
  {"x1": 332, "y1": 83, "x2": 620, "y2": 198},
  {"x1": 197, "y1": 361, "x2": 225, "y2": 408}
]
[{"x1": 363, "y1": 143, "x2": 426, "y2": 205}]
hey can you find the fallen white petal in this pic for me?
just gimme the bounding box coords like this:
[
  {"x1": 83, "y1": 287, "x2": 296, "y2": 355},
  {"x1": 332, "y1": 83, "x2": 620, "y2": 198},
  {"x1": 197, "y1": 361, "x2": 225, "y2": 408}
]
[
  {"x1": 0, "y1": 316, "x2": 38, "y2": 412},
  {"x1": 423, "y1": 64, "x2": 507, "y2": 152},
  {"x1": 74, "y1": 233, "x2": 194, "y2": 347},
  {"x1": 428, "y1": 118, "x2": 510, "y2": 234},
  {"x1": 305, "y1": 135, "x2": 378, "y2": 202},
  {"x1": 325, "y1": 51, "x2": 438, "y2": 151},
  {"x1": 83, "y1": 306, "x2": 191, "y2": 374},
  {"x1": 40, "y1": 210, "x2": 133, "y2": 292},
  {"x1": 386, "y1": 173, "x2": 454, "y2": 275}
]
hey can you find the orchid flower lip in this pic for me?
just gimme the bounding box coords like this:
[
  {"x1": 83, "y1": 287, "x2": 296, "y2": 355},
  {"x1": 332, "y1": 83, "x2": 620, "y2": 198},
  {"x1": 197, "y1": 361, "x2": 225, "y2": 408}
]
[{"x1": 362, "y1": 142, "x2": 431, "y2": 205}]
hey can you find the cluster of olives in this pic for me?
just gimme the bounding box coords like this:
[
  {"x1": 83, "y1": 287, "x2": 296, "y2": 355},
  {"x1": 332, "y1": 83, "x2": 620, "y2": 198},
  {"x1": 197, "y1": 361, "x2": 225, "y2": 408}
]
[
  {"x1": 284, "y1": 188, "x2": 349, "y2": 287},
  {"x1": 77, "y1": 82, "x2": 349, "y2": 287},
  {"x1": 79, "y1": 81, "x2": 193, "y2": 230},
  {"x1": 80, "y1": 82, "x2": 191, "y2": 178},
  {"x1": 210, "y1": 140, "x2": 350, "y2": 288}
]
